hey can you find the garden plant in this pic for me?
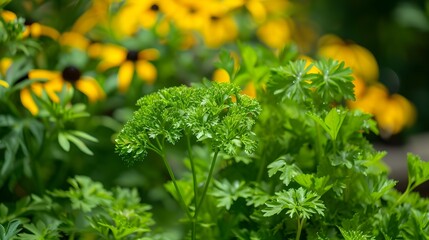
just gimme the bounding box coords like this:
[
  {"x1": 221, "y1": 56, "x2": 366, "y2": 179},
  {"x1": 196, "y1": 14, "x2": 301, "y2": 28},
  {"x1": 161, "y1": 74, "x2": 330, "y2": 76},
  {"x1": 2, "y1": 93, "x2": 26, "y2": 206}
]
[{"x1": 1, "y1": 0, "x2": 428, "y2": 239}]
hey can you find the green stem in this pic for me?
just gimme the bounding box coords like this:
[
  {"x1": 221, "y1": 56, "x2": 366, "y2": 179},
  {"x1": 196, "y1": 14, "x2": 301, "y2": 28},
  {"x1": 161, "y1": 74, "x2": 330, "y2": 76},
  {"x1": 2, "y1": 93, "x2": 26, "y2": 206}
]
[
  {"x1": 393, "y1": 181, "x2": 413, "y2": 208},
  {"x1": 186, "y1": 134, "x2": 198, "y2": 240},
  {"x1": 195, "y1": 151, "x2": 219, "y2": 217},
  {"x1": 296, "y1": 218, "x2": 305, "y2": 240},
  {"x1": 314, "y1": 123, "x2": 323, "y2": 165},
  {"x1": 186, "y1": 134, "x2": 198, "y2": 208},
  {"x1": 257, "y1": 151, "x2": 267, "y2": 182},
  {"x1": 160, "y1": 149, "x2": 192, "y2": 220}
]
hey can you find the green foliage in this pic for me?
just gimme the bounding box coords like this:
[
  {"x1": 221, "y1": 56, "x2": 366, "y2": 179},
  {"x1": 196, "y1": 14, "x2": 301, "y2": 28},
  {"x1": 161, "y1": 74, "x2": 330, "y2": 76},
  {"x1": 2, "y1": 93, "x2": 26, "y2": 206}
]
[
  {"x1": 262, "y1": 187, "x2": 325, "y2": 219},
  {"x1": 0, "y1": 2, "x2": 428, "y2": 238},
  {"x1": 0, "y1": 219, "x2": 21, "y2": 240}
]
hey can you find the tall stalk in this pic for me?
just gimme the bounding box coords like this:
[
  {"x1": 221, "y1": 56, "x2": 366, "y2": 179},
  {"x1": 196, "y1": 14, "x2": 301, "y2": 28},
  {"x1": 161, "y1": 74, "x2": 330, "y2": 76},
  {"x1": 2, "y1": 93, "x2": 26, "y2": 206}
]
[{"x1": 195, "y1": 151, "x2": 219, "y2": 216}]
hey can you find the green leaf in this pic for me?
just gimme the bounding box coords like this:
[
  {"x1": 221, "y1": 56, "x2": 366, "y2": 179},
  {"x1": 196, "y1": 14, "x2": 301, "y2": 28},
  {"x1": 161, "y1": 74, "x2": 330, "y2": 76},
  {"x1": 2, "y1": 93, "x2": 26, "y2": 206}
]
[
  {"x1": 268, "y1": 59, "x2": 314, "y2": 103},
  {"x1": 49, "y1": 176, "x2": 112, "y2": 212},
  {"x1": 57, "y1": 132, "x2": 70, "y2": 152},
  {"x1": 262, "y1": 187, "x2": 325, "y2": 219},
  {"x1": 308, "y1": 107, "x2": 347, "y2": 141},
  {"x1": 211, "y1": 180, "x2": 251, "y2": 210},
  {"x1": 65, "y1": 132, "x2": 94, "y2": 155},
  {"x1": 267, "y1": 156, "x2": 302, "y2": 186},
  {"x1": 338, "y1": 227, "x2": 375, "y2": 240},
  {"x1": 312, "y1": 59, "x2": 355, "y2": 103},
  {"x1": 240, "y1": 44, "x2": 258, "y2": 71},
  {"x1": 407, "y1": 153, "x2": 429, "y2": 190},
  {"x1": 164, "y1": 179, "x2": 194, "y2": 207},
  {"x1": 294, "y1": 174, "x2": 333, "y2": 196},
  {"x1": 0, "y1": 219, "x2": 21, "y2": 240}
]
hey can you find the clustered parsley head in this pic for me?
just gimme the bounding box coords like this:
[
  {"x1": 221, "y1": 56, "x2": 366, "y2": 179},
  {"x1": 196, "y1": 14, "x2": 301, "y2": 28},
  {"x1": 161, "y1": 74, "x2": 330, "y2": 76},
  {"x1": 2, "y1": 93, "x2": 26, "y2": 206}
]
[{"x1": 115, "y1": 83, "x2": 261, "y2": 165}]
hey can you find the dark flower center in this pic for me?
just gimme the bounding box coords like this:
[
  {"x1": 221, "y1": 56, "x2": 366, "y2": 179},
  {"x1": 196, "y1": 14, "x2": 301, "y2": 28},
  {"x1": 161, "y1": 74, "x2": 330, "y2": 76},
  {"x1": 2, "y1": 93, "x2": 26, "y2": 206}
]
[
  {"x1": 189, "y1": 7, "x2": 197, "y2": 14},
  {"x1": 62, "y1": 66, "x2": 81, "y2": 83},
  {"x1": 210, "y1": 15, "x2": 220, "y2": 21},
  {"x1": 24, "y1": 18, "x2": 35, "y2": 25},
  {"x1": 150, "y1": 4, "x2": 160, "y2": 11},
  {"x1": 126, "y1": 50, "x2": 139, "y2": 62}
]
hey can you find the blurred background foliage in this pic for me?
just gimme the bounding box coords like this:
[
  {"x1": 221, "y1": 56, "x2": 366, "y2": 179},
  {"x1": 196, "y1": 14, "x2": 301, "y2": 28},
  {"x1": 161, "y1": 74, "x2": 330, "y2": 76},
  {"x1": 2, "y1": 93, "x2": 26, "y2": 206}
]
[
  {"x1": 307, "y1": 0, "x2": 429, "y2": 136},
  {"x1": 1, "y1": 0, "x2": 429, "y2": 235}
]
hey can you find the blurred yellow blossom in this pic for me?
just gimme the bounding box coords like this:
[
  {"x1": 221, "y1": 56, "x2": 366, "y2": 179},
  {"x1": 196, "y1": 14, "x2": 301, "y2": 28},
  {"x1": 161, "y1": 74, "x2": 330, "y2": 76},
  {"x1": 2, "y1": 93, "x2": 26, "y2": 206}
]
[
  {"x1": 113, "y1": 0, "x2": 170, "y2": 37},
  {"x1": 59, "y1": 32, "x2": 90, "y2": 51},
  {"x1": 317, "y1": 34, "x2": 379, "y2": 83},
  {"x1": 96, "y1": 44, "x2": 159, "y2": 92},
  {"x1": 348, "y1": 84, "x2": 416, "y2": 137},
  {"x1": 21, "y1": 67, "x2": 105, "y2": 115},
  {"x1": 257, "y1": 18, "x2": 293, "y2": 49},
  {"x1": 71, "y1": 0, "x2": 116, "y2": 34},
  {"x1": 22, "y1": 21, "x2": 60, "y2": 40}
]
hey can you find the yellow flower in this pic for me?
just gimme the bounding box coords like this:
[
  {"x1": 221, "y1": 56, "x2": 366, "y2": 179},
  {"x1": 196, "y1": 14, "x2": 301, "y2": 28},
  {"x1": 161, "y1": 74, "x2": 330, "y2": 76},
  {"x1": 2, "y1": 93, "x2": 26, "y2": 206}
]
[
  {"x1": 317, "y1": 34, "x2": 379, "y2": 83},
  {"x1": 200, "y1": 6, "x2": 238, "y2": 47},
  {"x1": 96, "y1": 44, "x2": 159, "y2": 92},
  {"x1": 22, "y1": 20, "x2": 60, "y2": 40},
  {"x1": 59, "y1": 32, "x2": 90, "y2": 51},
  {"x1": 112, "y1": 0, "x2": 170, "y2": 37},
  {"x1": 347, "y1": 84, "x2": 416, "y2": 137},
  {"x1": 1, "y1": 10, "x2": 59, "y2": 40},
  {"x1": 0, "y1": 10, "x2": 17, "y2": 22},
  {"x1": 213, "y1": 69, "x2": 231, "y2": 83},
  {"x1": 71, "y1": 0, "x2": 116, "y2": 34},
  {"x1": 0, "y1": 58, "x2": 12, "y2": 75},
  {"x1": 21, "y1": 67, "x2": 105, "y2": 115},
  {"x1": 167, "y1": 0, "x2": 210, "y2": 30},
  {"x1": 257, "y1": 18, "x2": 293, "y2": 49}
]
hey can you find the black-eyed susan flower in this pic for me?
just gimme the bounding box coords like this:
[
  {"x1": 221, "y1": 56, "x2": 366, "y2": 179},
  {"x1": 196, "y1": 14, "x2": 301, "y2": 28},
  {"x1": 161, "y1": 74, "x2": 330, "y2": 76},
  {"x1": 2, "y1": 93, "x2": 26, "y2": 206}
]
[
  {"x1": 112, "y1": 0, "x2": 170, "y2": 37},
  {"x1": 200, "y1": 5, "x2": 238, "y2": 47},
  {"x1": 96, "y1": 44, "x2": 159, "y2": 92},
  {"x1": 167, "y1": 0, "x2": 210, "y2": 30},
  {"x1": 21, "y1": 66, "x2": 105, "y2": 115}
]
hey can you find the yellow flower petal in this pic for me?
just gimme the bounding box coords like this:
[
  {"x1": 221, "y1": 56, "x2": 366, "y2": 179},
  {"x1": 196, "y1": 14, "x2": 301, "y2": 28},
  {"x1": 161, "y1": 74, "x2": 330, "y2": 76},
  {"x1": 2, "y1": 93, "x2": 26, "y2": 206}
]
[
  {"x1": 241, "y1": 82, "x2": 257, "y2": 98},
  {"x1": 135, "y1": 60, "x2": 157, "y2": 85},
  {"x1": 20, "y1": 88, "x2": 39, "y2": 115},
  {"x1": 60, "y1": 32, "x2": 89, "y2": 51},
  {"x1": 212, "y1": 69, "x2": 230, "y2": 83},
  {"x1": 0, "y1": 79, "x2": 9, "y2": 88},
  {"x1": 257, "y1": 18, "x2": 292, "y2": 49},
  {"x1": 30, "y1": 23, "x2": 42, "y2": 38},
  {"x1": 76, "y1": 77, "x2": 105, "y2": 102},
  {"x1": 1, "y1": 10, "x2": 17, "y2": 22},
  {"x1": 44, "y1": 77, "x2": 67, "y2": 103},
  {"x1": 138, "y1": 48, "x2": 160, "y2": 61},
  {"x1": 0, "y1": 58, "x2": 12, "y2": 75},
  {"x1": 87, "y1": 43, "x2": 103, "y2": 58},
  {"x1": 97, "y1": 44, "x2": 127, "y2": 72},
  {"x1": 40, "y1": 25, "x2": 60, "y2": 40},
  {"x1": 29, "y1": 70, "x2": 61, "y2": 80},
  {"x1": 246, "y1": 0, "x2": 266, "y2": 23},
  {"x1": 118, "y1": 61, "x2": 135, "y2": 92}
]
